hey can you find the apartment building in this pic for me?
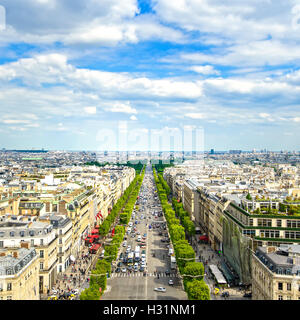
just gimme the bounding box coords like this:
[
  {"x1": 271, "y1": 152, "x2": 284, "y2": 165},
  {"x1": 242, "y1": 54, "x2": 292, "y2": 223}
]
[
  {"x1": 40, "y1": 214, "x2": 72, "y2": 273},
  {"x1": 252, "y1": 245, "x2": 300, "y2": 300},
  {"x1": 0, "y1": 247, "x2": 39, "y2": 300},
  {"x1": 0, "y1": 217, "x2": 58, "y2": 294}
]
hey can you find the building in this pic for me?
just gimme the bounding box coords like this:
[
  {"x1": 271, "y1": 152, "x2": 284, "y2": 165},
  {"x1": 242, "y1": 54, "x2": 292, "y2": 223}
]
[
  {"x1": 0, "y1": 217, "x2": 58, "y2": 294},
  {"x1": 0, "y1": 247, "x2": 39, "y2": 300},
  {"x1": 252, "y1": 245, "x2": 300, "y2": 300}
]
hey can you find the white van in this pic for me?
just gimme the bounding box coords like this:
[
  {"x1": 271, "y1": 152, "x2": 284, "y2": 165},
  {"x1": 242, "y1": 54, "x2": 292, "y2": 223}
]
[
  {"x1": 137, "y1": 235, "x2": 142, "y2": 242},
  {"x1": 168, "y1": 248, "x2": 173, "y2": 256}
]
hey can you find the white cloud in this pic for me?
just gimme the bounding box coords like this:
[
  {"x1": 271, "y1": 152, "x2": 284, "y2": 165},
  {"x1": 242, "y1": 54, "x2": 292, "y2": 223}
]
[
  {"x1": 84, "y1": 106, "x2": 97, "y2": 114},
  {"x1": 108, "y1": 102, "x2": 137, "y2": 114},
  {"x1": 185, "y1": 113, "x2": 205, "y2": 119},
  {"x1": 130, "y1": 115, "x2": 138, "y2": 121},
  {"x1": 189, "y1": 65, "x2": 219, "y2": 75}
]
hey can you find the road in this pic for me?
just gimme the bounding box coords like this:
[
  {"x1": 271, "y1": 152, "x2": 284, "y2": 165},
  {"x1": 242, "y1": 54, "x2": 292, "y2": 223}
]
[{"x1": 102, "y1": 163, "x2": 187, "y2": 300}]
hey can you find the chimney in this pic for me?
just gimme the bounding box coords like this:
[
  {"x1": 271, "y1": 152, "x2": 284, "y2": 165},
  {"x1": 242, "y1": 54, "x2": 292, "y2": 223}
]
[
  {"x1": 20, "y1": 242, "x2": 30, "y2": 249},
  {"x1": 266, "y1": 246, "x2": 276, "y2": 254}
]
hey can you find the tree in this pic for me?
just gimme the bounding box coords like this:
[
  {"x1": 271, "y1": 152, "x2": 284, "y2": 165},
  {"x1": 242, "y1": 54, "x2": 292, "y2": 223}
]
[
  {"x1": 183, "y1": 262, "x2": 205, "y2": 289},
  {"x1": 246, "y1": 193, "x2": 252, "y2": 201},
  {"x1": 186, "y1": 280, "x2": 210, "y2": 300},
  {"x1": 80, "y1": 286, "x2": 101, "y2": 300}
]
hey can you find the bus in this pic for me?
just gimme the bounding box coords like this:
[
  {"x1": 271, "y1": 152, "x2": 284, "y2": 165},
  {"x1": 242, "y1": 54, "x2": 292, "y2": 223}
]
[{"x1": 170, "y1": 256, "x2": 176, "y2": 270}]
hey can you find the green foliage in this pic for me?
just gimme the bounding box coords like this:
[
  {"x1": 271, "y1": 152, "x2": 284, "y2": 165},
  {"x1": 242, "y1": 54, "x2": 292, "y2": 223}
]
[
  {"x1": 183, "y1": 262, "x2": 205, "y2": 289},
  {"x1": 186, "y1": 280, "x2": 210, "y2": 300},
  {"x1": 79, "y1": 286, "x2": 101, "y2": 300}
]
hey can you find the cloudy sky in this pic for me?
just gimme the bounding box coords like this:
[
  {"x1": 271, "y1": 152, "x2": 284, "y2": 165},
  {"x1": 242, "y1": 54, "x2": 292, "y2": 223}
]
[{"x1": 0, "y1": 0, "x2": 300, "y2": 151}]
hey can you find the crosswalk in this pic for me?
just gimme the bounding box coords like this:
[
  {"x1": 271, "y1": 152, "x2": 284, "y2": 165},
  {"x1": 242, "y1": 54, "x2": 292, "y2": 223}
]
[{"x1": 109, "y1": 272, "x2": 178, "y2": 278}]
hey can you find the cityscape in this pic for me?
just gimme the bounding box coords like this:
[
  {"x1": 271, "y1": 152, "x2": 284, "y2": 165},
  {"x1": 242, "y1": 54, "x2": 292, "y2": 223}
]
[{"x1": 0, "y1": 0, "x2": 300, "y2": 306}]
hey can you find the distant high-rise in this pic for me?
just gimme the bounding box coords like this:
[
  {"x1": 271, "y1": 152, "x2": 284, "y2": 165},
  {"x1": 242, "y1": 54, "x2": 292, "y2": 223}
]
[{"x1": 210, "y1": 149, "x2": 214, "y2": 154}]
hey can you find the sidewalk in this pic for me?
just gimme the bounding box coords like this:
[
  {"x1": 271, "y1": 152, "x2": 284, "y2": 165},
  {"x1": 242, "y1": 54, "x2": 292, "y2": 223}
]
[
  {"x1": 42, "y1": 245, "x2": 95, "y2": 300},
  {"x1": 190, "y1": 234, "x2": 245, "y2": 300}
]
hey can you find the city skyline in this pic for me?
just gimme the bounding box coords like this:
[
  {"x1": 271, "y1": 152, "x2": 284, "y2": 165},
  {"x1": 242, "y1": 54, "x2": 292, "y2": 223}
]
[{"x1": 0, "y1": 1, "x2": 300, "y2": 150}]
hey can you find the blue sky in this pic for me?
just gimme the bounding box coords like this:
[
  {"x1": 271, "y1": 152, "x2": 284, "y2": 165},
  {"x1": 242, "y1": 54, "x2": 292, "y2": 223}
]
[{"x1": 0, "y1": 0, "x2": 300, "y2": 151}]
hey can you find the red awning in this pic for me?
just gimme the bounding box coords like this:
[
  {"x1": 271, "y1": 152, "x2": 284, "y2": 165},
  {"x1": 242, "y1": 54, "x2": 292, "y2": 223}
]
[
  {"x1": 199, "y1": 235, "x2": 208, "y2": 241},
  {"x1": 91, "y1": 234, "x2": 99, "y2": 239},
  {"x1": 91, "y1": 229, "x2": 98, "y2": 234}
]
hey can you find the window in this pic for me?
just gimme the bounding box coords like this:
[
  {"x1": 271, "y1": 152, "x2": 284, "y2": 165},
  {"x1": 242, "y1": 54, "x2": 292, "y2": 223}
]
[
  {"x1": 40, "y1": 239, "x2": 43, "y2": 246},
  {"x1": 9, "y1": 231, "x2": 14, "y2": 237},
  {"x1": 278, "y1": 282, "x2": 283, "y2": 290},
  {"x1": 287, "y1": 283, "x2": 291, "y2": 291},
  {"x1": 7, "y1": 283, "x2": 12, "y2": 291},
  {"x1": 7, "y1": 296, "x2": 12, "y2": 300},
  {"x1": 59, "y1": 238, "x2": 62, "y2": 245},
  {"x1": 31, "y1": 239, "x2": 34, "y2": 246},
  {"x1": 39, "y1": 250, "x2": 44, "y2": 258},
  {"x1": 0, "y1": 241, "x2": 3, "y2": 248},
  {"x1": 278, "y1": 295, "x2": 283, "y2": 300},
  {"x1": 276, "y1": 220, "x2": 282, "y2": 227},
  {"x1": 40, "y1": 263, "x2": 44, "y2": 270}
]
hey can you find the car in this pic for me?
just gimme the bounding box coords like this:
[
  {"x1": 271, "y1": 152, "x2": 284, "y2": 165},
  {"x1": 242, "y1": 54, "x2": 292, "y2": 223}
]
[
  {"x1": 120, "y1": 253, "x2": 123, "y2": 259},
  {"x1": 168, "y1": 280, "x2": 174, "y2": 286},
  {"x1": 139, "y1": 266, "x2": 145, "y2": 272},
  {"x1": 161, "y1": 238, "x2": 166, "y2": 242},
  {"x1": 131, "y1": 234, "x2": 135, "y2": 238},
  {"x1": 123, "y1": 241, "x2": 127, "y2": 247},
  {"x1": 154, "y1": 287, "x2": 166, "y2": 292},
  {"x1": 127, "y1": 265, "x2": 132, "y2": 271},
  {"x1": 221, "y1": 291, "x2": 230, "y2": 298},
  {"x1": 165, "y1": 270, "x2": 170, "y2": 276},
  {"x1": 115, "y1": 267, "x2": 121, "y2": 273},
  {"x1": 71, "y1": 289, "x2": 79, "y2": 295},
  {"x1": 243, "y1": 292, "x2": 252, "y2": 298},
  {"x1": 133, "y1": 266, "x2": 139, "y2": 272},
  {"x1": 117, "y1": 262, "x2": 122, "y2": 267},
  {"x1": 121, "y1": 267, "x2": 127, "y2": 273},
  {"x1": 123, "y1": 258, "x2": 127, "y2": 264}
]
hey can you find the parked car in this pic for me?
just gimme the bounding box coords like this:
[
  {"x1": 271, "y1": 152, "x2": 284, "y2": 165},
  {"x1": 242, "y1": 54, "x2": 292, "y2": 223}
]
[
  {"x1": 115, "y1": 267, "x2": 121, "y2": 273},
  {"x1": 168, "y1": 280, "x2": 174, "y2": 286},
  {"x1": 121, "y1": 267, "x2": 127, "y2": 273},
  {"x1": 243, "y1": 292, "x2": 252, "y2": 298},
  {"x1": 222, "y1": 291, "x2": 230, "y2": 298}
]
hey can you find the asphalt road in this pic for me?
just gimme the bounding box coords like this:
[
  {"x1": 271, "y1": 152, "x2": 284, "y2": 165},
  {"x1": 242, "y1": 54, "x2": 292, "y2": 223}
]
[{"x1": 102, "y1": 164, "x2": 187, "y2": 300}]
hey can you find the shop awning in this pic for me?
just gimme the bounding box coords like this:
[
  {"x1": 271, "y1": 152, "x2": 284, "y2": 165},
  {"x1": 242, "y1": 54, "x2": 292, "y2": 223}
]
[
  {"x1": 91, "y1": 229, "x2": 98, "y2": 234},
  {"x1": 199, "y1": 235, "x2": 209, "y2": 241}
]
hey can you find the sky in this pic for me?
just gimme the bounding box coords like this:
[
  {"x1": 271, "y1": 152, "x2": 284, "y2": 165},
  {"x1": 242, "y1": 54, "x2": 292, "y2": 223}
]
[{"x1": 0, "y1": 0, "x2": 300, "y2": 151}]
